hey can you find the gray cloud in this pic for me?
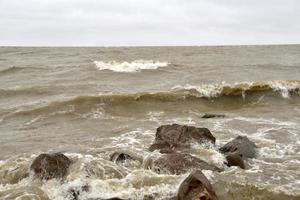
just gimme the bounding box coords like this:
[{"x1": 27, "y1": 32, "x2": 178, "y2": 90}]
[{"x1": 0, "y1": 0, "x2": 299, "y2": 46}]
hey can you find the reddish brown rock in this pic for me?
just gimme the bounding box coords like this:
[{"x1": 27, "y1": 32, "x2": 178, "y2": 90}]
[
  {"x1": 177, "y1": 170, "x2": 218, "y2": 200},
  {"x1": 149, "y1": 124, "x2": 216, "y2": 152}
]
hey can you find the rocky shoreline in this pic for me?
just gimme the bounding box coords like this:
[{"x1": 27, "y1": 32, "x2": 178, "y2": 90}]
[{"x1": 27, "y1": 123, "x2": 257, "y2": 200}]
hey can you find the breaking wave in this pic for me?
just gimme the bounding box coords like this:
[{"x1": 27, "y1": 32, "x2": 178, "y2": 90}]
[
  {"x1": 93, "y1": 60, "x2": 169, "y2": 72},
  {"x1": 2, "y1": 80, "x2": 299, "y2": 101},
  {"x1": 172, "y1": 80, "x2": 300, "y2": 98},
  {"x1": 4, "y1": 80, "x2": 299, "y2": 118}
]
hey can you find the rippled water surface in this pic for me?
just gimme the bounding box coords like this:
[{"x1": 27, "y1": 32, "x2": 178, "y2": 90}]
[{"x1": 0, "y1": 45, "x2": 300, "y2": 199}]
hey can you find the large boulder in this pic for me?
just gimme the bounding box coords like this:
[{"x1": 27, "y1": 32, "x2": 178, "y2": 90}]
[
  {"x1": 176, "y1": 170, "x2": 218, "y2": 200},
  {"x1": 219, "y1": 136, "x2": 257, "y2": 169},
  {"x1": 150, "y1": 153, "x2": 221, "y2": 175},
  {"x1": 30, "y1": 153, "x2": 71, "y2": 180},
  {"x1": 149, "y1": 124, "x2": 216, "y2": 152}
]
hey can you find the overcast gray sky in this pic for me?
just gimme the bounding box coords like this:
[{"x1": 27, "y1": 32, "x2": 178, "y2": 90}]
[{"x1": 0, "y1": 0, "x2": 299, "y2": 46}]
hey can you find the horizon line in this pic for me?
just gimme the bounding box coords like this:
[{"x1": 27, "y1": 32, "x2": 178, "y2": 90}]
[{"x1": 1, "y1": 43, "x2": 300, "y2": 48}]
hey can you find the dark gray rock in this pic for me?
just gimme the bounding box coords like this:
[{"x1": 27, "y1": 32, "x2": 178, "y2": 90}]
[
  {"x1": 219, "y1": 136, "x2": 257, "y2": 159},
  {"x1": 30, "y1": 153, "x2": 71, "y2": 180},
  {"x1": 149, "y1": 124, "x2": 216, "y2": 152},
  {"x1": 202, "y1": 113, "x2": 225, "y2": 119}
]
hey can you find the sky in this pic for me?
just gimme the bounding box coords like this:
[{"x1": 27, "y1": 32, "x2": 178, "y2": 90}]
[{"x1": 0, "y1": 0, "x2": 299, "y2": 46}]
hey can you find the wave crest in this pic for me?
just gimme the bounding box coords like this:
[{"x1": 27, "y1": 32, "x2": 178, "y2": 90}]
[
  {"x1": 172, "y1": 80, "x2": 300, "y2": 98},
  {"x1": 3, "y1": 80, "x2": 299, "y2": 119},
  {"x1": 93, "y1": 60, "x2": 169, "y2": 72}
]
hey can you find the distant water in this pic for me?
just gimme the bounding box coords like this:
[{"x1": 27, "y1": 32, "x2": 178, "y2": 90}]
[{"x1": 0, "y1": 45, "x2": 300, "y2": 199}]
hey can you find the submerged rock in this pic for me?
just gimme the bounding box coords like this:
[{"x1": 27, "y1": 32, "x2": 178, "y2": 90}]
[
  {"x1": 201, "y1": 113, "x2": 225, "y2": 119},
  {"x1": 111, "y1": 152, "x2": 134, "y2": 164},
  {"x1": 151, "y1": 153, "x2": 221, "y2": 175},
  {"x1": 30, "y1": 153, "x2": 71, "y2": 180},
  {"x1": 176, "y1": 170, "x2": 218, "y2": 200},
  {"x1": 149, "y1": 124, "x2": 216, "y2": 152},
  {"x1": 110, "y1": 151, "x2": 142, "y2": 164},
  {"x1": 220, "y1": 136, "x2": 257, "y2": 168}
]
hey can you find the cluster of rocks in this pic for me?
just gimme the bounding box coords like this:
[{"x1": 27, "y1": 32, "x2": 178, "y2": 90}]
[{"x1": 29, "y1": 123, "x2": 257, "y2": 200}]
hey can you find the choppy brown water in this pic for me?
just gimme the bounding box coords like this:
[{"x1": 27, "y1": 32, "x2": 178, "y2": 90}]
[{"x1": 0, "y1": 45, "x2": 300, "y2": 200}]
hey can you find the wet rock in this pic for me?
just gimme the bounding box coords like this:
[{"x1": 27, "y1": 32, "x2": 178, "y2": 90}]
[
  {"x1": 110, "y1": 151, "x2": 142, "y2": 164},
  {"x1": 148, "y1": 142, "x2": 175, "y2": 153},
  {"x1": 224, "y1": 150, "x2": 245, "y2": 169},
  {"x1": 151, "y1": 153, "x2": 221, "y2": 175},
  {"x1": 201, "y1": 113, "x2": 225, "y2": 119},
  {"x1": 111, "y1": 152, "x2": 134, "y2": 164},
  {"x1": 30, "y1": 153, "x2": 71, "y2": 180},
  {"x1": 177, "y1": 170, "x2": 218, "y2": 200},
  {"x1": 219, "y1": 136, "x2": 257, "y2": 159},
  {"x1": 149, "y1": 124, "x2": 216, "y2": 152}
]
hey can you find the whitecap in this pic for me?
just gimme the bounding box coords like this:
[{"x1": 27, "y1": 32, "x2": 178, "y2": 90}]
[
  {"x1": 94, "y1": 60, "x2": 169, "y2": 72},
  {"x1": 269, "y1": 80, "x2": 300, "y2": 98}
]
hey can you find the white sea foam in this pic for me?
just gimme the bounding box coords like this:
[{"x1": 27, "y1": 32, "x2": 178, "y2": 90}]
[
  {"x1": 40, "y1": 169, "x2": 181, "y2": 200},
  {"x1": 233, "y1": 116, "x2": 297, "y2": 127},
  {"x1": 165, "y1": 117, "x2": 196, "y2": 125},
  {"x1": 258, "y1": 143, "x2": 297, "y2": 159},
  {"x1": 269, "y1": 80, "x2": 300, "y2": 98},
  {"x1": 94, "y1": 60, "x2": 169, "y2": 72},
  {"x1": 147, "y1": 111, "x2": 164, "y2": 123}
]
